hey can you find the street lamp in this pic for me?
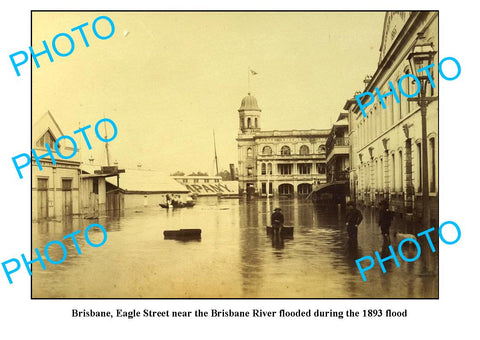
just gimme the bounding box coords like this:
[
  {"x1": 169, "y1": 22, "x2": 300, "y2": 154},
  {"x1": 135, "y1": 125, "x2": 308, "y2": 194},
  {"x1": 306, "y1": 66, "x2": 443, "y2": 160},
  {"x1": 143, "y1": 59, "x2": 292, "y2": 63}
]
[{"x1": 407, "y1": 33, "x2": 437, "y2": 229}]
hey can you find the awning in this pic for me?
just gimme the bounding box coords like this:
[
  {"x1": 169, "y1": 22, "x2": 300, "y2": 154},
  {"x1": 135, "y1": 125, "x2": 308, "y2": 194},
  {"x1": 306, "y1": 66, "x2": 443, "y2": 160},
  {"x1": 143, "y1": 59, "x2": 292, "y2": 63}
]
[{"x1": 306, "y1": 181, "x2": 348, "y2": 200}]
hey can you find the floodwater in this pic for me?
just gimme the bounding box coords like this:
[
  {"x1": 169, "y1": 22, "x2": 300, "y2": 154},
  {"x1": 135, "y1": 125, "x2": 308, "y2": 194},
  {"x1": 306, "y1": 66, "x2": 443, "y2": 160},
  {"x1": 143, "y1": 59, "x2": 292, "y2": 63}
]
[{"x1": 32, "y1": 197, "x2": 438, "y2": 298}]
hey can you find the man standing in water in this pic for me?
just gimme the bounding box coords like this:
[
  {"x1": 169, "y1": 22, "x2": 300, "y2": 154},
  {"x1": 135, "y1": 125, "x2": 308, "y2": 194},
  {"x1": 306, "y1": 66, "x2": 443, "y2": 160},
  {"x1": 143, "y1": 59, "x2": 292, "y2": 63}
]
[
  {"x1": 378, "y1": 200, "x2": 394, "y2": 242},
  {"x1": 345, "y1": 201, "x2": 363, "y2": 243},
  {"x1": 271, "y1": 207, "x2": 284, "y2": 235}
]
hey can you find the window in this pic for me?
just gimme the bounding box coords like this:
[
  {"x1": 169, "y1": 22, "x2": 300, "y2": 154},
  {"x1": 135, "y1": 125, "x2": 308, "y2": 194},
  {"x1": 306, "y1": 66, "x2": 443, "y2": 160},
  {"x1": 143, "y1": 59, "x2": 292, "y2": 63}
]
[
  {"x1": 38, "y1": 178, "x2": 48, "y2": 190},
  {"x1": 204, "y1": 179, "x2": 209, "y2": 183},
  {"x1": 194, "y1": 179, "x2": 199, "y2": 183},
  {"x1": 298, "y1": 163, "x2": 312, "y2": 174},
  {"x1": 36, "y1": 130, "x2": 57, "y2": 149},
  {"x1": 62, "y1": 178, "x2": 72, "y2": 191},
  {"x1": 416, "y1": 142, "x2": 422, "y2": 192},
  {"x1": 389, "y1": 93, "x2": 394, "y2": 128},
  {"x1": 280, "y1": 146, "x2": 291, "y2": 156},
  {"x1": 214, "y1": 179, "x2": 220, "y2": 183},
  {"x1": 182, "y1": 179, "x2": 188, "y2": 183},
  {"x1": 318, "y1": 145, "x2": 326, "y2": 155},
  {"x1": 261, "y1": 163, "x2": 266, "y2": 175},
  {"x1": 299, "y1": 145, "x2": 310, "y2": 155},
  {"x1": 399, "y1": 77, "x2": 404, "y2": 119},
  {"x1": 379, "y1": 158, "x2": 384, "y2": 191},
  {"x1": 277, "y1": 164, "x2": 292, "y2": 175},
  {"x1": 247, "y1": 168, "x2": 253, "y2": 176},
  {"x1": 261, "y1": 182, "x2": 272, "y2": 194},
  {"x1": 247, "y1": 148, "x2": 253, "y2": 157},
  {"x1": 317, "y1": 164, "x2": 326, "y2": 174},
  {"x1": 391, "y1": 154, "x2": 396, "y2": 192},
  {"x1": 430, "y1": 138, "x2": 436, "y2": 192},
  {"x1": 267, "y1": 163, "x2": 272, "y2": 175},
  {"x1": 255, "y1": 118, "x2": 258, "y2": 128},
  {"x1": 398, "y1": 151, "x2": 403, "y2": 191},
  {"x1": 247, "y1": 117, "x2": 251, "y2": 128},
  {"x1": 262, "y1": 146, "x2": 272, "y2": 155}
]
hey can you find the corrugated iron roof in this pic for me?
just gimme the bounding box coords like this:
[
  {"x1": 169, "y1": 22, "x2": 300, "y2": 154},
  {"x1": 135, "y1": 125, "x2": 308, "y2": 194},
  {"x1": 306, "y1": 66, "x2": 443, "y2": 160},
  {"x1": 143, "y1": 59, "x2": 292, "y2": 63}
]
[{"x1": 81, "y1": 165, "x2": 189, "y2": 193}]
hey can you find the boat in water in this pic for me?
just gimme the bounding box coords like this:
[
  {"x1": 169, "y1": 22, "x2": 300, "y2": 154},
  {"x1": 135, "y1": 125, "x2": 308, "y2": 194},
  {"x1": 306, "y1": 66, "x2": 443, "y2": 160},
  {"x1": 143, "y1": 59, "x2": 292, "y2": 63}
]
[{"x1": 159, "y1": 196, "x2": 195, "y2": 209}]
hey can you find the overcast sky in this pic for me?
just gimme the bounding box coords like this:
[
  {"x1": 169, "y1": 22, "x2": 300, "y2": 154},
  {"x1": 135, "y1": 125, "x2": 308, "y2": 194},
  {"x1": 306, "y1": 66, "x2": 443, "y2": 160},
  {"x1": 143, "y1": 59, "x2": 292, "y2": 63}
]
[{"x1": 32, "y1": 11, "x2": 385, "y2": 175}]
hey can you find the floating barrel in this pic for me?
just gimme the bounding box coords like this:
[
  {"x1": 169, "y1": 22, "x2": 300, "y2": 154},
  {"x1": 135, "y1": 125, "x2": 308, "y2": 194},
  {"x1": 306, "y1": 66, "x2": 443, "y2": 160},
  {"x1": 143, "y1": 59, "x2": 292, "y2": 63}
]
[
  {"x1": 164, "y1": 229, "x2": 202, "y2": 239},
  {"x1": 266, "y1": 226, "x2": 294, "y2": 236}
]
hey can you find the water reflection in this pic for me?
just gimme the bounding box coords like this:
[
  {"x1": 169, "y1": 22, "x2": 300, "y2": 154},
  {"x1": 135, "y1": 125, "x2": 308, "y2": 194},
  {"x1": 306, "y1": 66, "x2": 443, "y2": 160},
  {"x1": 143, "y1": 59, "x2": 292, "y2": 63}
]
[{"x1": 32, "y1": 197, "x2": 438, "y2": 298}]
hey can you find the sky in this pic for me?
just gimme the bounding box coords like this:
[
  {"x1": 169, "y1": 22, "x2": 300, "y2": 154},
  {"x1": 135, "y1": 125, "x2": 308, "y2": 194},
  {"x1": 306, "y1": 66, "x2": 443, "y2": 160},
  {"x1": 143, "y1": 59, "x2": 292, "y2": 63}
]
[{"x1": 32, "y1": 11, "x2": 385, "y2": 175}]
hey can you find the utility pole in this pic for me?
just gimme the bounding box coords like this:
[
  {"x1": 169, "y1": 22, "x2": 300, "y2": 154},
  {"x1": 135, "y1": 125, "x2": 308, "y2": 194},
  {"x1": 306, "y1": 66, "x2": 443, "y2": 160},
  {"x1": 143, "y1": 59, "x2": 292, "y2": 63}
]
[
  {"x1": 104, "y1": 114, "x2": 110, "y2": 166},
  {"x1": 213, "y1": 129, "x2": 219, "y2": 175}
]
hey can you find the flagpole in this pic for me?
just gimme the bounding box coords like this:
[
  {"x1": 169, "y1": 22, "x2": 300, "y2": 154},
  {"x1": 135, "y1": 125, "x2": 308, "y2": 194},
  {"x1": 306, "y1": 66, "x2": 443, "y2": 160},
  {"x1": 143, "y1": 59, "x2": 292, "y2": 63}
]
[{"x1": 248, "y1": 67, "x2": 250, "y2": 94}]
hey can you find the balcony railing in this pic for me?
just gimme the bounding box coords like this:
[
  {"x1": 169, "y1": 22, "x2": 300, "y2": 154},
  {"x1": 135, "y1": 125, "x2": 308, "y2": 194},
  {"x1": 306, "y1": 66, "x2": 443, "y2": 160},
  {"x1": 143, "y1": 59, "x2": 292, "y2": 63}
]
[
  {"x1": 326, "y1": 137, "x2": 349, "y2": 157},
  {"x1": 327, "y1": 170, "x2": 349, "y2": 182}
]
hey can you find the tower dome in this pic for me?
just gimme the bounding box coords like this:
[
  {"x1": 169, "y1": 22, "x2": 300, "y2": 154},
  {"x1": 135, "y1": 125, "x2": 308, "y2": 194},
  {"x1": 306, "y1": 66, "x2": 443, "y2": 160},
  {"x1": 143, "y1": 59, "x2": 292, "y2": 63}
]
[{"x1": 238, "y1": 93, "x2": 261, "y2": 111}]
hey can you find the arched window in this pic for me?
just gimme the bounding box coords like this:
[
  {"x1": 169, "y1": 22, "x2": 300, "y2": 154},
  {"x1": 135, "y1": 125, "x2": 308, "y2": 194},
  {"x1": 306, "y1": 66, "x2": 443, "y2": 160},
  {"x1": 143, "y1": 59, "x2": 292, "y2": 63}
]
[
  {"x1": 255, "y1": 118, "x2": 258, "y2": 128},
  {"x1": 267, "y1": 163, "x2": 272, "y2": 175},
  {"x1": 318, "y1": 145, "x2": 326, "y2": 154},
  {"x1": 247, "y1": 117, "x2": 251, "y2": 128},
  {"x1": 262, "y1": 146, "x2": 272, "y2": 155},
  {"x1": 261, "y1": 163, "x2": 266, "y2": 175},
  {"x1": 299, "y1": 145, "x2": 309, "y2": 155},
  {"x1": 247, "y1": 148, "x2": 253, "y2": 157},
  {"x1": 280, "y1": 145, "x2": 291, "y2": 156}
]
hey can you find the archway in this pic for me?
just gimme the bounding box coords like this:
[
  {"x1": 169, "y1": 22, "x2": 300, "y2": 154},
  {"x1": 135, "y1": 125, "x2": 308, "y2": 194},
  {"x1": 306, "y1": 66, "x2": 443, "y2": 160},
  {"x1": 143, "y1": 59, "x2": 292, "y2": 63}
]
[
  {"x1": 278, "y1": 183, "x2": 294, "y2": 196},
  {"x1": 297, "y1": 183, "x2": 312, "y2": 196}
]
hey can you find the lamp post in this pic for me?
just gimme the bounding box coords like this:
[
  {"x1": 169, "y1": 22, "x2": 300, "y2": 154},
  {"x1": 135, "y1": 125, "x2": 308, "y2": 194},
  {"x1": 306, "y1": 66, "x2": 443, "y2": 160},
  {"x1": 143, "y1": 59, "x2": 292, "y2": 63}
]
[{"x1": 407, "y1": 33, "x2": 437, "y2": 230}]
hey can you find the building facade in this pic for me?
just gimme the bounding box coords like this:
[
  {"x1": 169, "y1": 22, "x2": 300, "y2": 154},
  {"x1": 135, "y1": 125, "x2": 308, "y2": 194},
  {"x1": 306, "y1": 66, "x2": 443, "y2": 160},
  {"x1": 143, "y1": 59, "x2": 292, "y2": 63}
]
[
  {"x1": 236, "y1": 93, "x2": 330, "y2": 197},
  {"x1": 32, "y1": 111, "x2": 82, "y2": 220},
  {"x1": 347, "y1": 11, "x2": 438, "y2": 226},
  {"x1": 106, "y1": 168, "x2": 191, "y2": 209}
]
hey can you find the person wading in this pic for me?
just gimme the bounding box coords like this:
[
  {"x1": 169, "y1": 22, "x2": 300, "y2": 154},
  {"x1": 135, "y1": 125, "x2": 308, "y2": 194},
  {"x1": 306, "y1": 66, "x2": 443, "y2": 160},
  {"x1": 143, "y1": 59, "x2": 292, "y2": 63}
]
[
  {"x1": 378, "y1": 200, "x2": 394, "y2": 242},
  {"x1": 271, "y1": 208, "x2": 284, "y2": 237},
  {"x1": 345, "y1": 201, "x2": 363, "y2": 244}
]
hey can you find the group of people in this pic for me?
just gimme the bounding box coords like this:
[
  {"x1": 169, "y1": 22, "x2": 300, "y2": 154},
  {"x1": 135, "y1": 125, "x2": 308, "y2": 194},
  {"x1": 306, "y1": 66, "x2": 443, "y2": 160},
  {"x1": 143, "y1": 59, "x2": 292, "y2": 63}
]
[
  {"x1": 165, "y1": 194, "x2": 181, "y2": 206},
  {"x1": 270, "y1": 200, "x2": 394, "y2": 245},
  {"x1": 345, "y1": 199, "x2": 394, "y2": 244}
]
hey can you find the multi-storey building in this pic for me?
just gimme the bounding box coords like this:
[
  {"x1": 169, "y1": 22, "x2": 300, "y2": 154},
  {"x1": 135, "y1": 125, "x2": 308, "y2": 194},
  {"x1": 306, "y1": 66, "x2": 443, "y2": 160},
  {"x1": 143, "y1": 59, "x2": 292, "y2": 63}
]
[
  {"x1": 346, "y1": 11, "x2": 438, "y2": 226},
  {"x1": 236, "y1": 93, "x2": 330, "y2": 197}
]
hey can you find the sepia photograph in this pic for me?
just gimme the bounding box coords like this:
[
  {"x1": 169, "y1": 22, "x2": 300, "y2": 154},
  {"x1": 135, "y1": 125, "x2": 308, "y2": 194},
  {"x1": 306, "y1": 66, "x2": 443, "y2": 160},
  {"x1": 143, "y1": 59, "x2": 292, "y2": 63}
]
[{"x1": 31, "y1": 11, "x2": 439, "y2": 298}]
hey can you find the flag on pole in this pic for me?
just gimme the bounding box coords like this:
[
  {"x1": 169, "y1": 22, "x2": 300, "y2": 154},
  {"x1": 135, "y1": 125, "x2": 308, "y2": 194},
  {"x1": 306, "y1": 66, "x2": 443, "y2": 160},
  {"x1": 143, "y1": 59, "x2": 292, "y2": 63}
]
[{"x1": 250, "y1": 69, "x2": 258, "y2": 75}]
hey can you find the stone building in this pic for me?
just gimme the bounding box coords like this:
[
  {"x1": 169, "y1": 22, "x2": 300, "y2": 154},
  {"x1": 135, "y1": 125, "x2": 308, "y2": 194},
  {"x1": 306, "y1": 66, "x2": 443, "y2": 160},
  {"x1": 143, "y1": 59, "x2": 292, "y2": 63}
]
[
  {"x1": 346, "y1": 11, "x2": 438, "y2": 226},
  {"x1": 236, "y1": 93, "x2": 330, "y2": 197}
]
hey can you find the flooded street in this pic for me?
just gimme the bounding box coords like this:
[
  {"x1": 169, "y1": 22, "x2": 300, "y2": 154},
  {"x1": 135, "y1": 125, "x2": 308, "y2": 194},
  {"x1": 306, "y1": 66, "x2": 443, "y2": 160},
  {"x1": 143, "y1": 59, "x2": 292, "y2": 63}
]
[{"x1": 32, "y1": 197, "x2": 438, "y2": 298}]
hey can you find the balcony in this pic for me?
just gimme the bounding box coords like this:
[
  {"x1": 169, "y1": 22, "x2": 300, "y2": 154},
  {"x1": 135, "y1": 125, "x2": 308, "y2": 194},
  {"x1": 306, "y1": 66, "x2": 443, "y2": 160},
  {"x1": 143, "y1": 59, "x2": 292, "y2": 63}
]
[
  {"x1": 325, "y1": 137, "x2": 349, "y2": 163},
  {"x1": 327, "y1": 170, "x2": 349, "y2": 183}
]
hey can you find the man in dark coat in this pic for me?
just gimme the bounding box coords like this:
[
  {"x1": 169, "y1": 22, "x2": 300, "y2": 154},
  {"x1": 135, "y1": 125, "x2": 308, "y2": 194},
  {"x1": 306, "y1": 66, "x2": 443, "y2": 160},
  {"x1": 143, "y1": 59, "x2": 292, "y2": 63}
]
[
  {"x1": 345, "y1": 201, "x2": 363, "y2": 242},
  {"x1": 378, "y1": 200, "x2": 394, "y2": 241},
  {"x1": 271, "y1": 207, "x2": 284, "y2": 232}
]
